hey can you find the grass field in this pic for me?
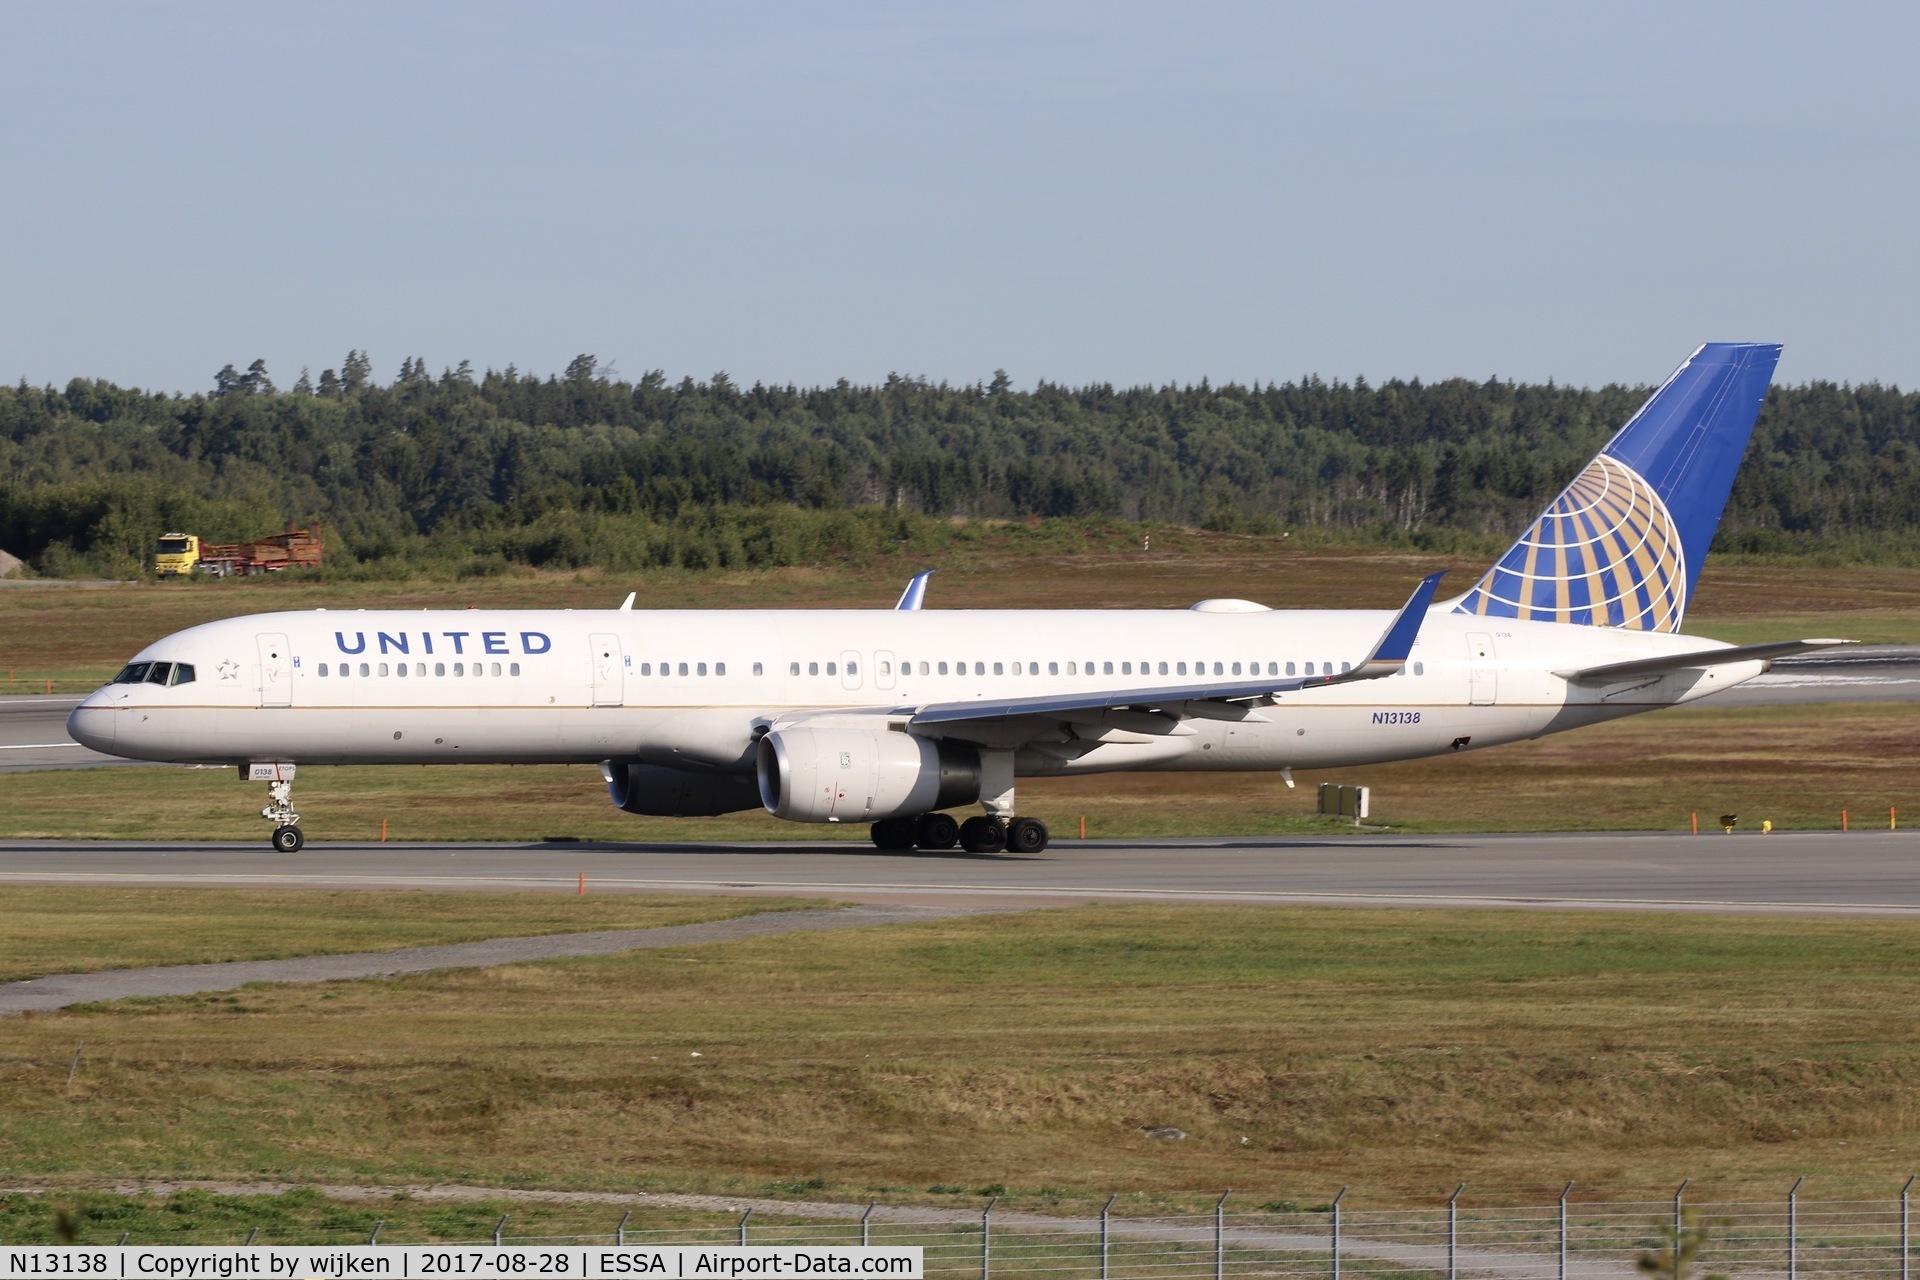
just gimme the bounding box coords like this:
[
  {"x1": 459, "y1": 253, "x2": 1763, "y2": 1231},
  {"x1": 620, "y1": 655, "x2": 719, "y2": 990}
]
[
  {"x1": 0, "y1": 889, "x2": 815, "y2": 984},
  {"x1": 5, "y1": 532, "x2": 1920, "y2": 692},
  {"x1": 2, "y1": 700, "x2": 1911, "y2": 840},
  {"x1": 0, "y1": 1186, "x2": 806, "y2": 1246},
  {"x1": 5, "y1": 902, "x2": 1920, "y2": 1208}
]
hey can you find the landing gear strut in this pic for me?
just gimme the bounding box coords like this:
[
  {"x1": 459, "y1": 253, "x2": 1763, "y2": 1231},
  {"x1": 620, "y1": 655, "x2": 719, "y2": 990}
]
[{"x1": 260, "y1": 776, "x2": 304, "y2": 852}]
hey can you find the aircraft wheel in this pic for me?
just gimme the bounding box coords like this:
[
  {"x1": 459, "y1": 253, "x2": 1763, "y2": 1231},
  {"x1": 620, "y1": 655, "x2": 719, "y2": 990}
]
[
  {"x1": 959, "y1": 815, "x2": 1007, "y2": 854},
  {"x1": 870, "y1": 817, "x2": 918, "y2": 850},
  {"x1": 1005, "y1": 816, "x2": 1049, "y2": 854},
  {"x1": 271, "y1": 825, "x2": 305, "y2": 853},
  {"x1": 915, "y1": 811, "x2": 960, "y2": 850}
]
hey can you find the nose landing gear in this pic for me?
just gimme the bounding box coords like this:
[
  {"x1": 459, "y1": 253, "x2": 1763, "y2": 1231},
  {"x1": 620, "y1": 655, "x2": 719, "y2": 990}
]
[{"x1": 250, "y1": 764, "x2": 304, "y2": 852}]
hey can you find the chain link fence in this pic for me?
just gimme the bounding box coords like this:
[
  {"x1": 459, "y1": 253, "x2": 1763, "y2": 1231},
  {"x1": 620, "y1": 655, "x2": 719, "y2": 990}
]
[{"x1": 43, "y1": 1184, "x2": 1920, "y2": 1280}]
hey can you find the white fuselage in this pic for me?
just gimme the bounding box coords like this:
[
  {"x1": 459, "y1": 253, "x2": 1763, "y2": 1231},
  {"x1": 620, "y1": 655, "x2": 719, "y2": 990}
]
[{"x1": 68, "y1": 603, "x2": 1763, "y2": 779}]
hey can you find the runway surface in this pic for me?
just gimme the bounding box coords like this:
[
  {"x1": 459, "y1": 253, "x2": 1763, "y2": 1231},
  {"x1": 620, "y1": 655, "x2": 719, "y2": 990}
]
[
  {"x1": 4, "y1": 646, "x2": 1917, "y2": 771},
  {"x1": 4, "y1": 829, "x2": 1918, "y2": 915}
]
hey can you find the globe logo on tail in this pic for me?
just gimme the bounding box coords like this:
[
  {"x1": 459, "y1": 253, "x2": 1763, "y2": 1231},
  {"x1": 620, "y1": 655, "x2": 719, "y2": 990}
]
[{"x1": 1455, "y1": 454, "x2": 1687, "y2": 633}]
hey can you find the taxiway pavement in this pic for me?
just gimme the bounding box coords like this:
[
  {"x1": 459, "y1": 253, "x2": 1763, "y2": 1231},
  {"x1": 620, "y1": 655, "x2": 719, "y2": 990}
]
[{"x1": 2, "y1": 829, "x2": 1917, "y2": 915}]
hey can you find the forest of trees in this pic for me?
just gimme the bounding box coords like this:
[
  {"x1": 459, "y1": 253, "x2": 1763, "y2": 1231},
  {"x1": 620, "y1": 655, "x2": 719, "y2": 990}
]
[{"x1": 2, "y1": 353, "x2": 1917, "y2": 577}]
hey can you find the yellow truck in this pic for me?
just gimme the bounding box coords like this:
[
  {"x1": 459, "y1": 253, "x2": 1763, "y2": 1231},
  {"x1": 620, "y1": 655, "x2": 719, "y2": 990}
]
[
  {"x1": 154, "y1": 533, "x2": 202, "y2": 576},
  {"x1": 153, "y1": 525, "x2": 324, "y2": 577}
]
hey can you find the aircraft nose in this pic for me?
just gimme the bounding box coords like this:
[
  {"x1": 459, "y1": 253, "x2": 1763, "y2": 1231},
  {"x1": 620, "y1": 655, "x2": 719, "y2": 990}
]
[{"x1": 67, "y1": 698, "x2": 117, "y2": 753}]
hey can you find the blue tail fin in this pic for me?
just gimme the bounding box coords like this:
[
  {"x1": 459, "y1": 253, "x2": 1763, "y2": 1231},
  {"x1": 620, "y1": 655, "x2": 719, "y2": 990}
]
[{"x1": 1452, "y1": 342, "x2": 1781, "y2": 633}]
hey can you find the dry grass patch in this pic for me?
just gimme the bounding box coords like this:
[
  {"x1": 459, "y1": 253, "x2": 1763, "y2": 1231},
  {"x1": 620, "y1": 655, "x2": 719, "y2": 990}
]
[{"x1": 5, "y1": 906, "x2": 1920, "y2": 1207}]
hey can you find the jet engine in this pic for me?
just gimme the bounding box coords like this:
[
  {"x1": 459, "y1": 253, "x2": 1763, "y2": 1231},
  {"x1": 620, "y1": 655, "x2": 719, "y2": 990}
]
[
  {"x1": 603, "y1": 759, "x2": 763, "y2": 817},
  {"x1": 756, "y1": 727, "x2": 979, "y2": 823}
]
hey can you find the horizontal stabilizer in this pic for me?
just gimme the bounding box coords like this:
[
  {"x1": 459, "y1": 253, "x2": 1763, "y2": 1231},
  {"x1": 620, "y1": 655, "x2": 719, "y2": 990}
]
[{"x1": 1558, "y1": 638, "x2": 1854, "y2": 684}]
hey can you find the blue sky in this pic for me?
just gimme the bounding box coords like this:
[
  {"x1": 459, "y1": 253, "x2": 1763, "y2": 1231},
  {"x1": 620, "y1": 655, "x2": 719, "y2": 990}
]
[{"x1": 3, "y1": 2, "x2": 1915, "y2": 392}]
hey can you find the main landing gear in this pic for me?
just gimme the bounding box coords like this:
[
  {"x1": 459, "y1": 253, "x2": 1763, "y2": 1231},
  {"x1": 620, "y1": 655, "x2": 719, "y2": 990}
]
[{"x1": 868, "y1": 812, "x2": 1049, "y2": 854}]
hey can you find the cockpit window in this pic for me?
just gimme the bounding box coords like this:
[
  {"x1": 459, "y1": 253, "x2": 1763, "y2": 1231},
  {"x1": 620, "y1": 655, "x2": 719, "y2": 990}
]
[{"x1": 109, "y1": 660, "x2": 193, "y2": 686}]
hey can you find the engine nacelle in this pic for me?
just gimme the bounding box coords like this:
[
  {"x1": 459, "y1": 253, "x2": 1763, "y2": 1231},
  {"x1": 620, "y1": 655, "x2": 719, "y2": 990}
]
[
  {"x1": 756, "y1": 727, "x2": 979, "y2": 823},
  {"x1": 603, "y1": 759, "x2": 762, "y2": 817}
]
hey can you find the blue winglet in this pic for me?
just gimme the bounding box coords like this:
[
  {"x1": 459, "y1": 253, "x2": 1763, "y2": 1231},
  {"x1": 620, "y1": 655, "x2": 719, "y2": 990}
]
[
  {"x1": 1358, "y1": 571, "x2": 1446, "y2": 671},
  {"x1": 894, "y1": 570, "x2": 935, "y2": 611}
]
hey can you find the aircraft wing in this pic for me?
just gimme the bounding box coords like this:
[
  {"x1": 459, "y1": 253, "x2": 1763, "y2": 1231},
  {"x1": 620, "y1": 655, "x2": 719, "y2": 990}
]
[
  {"x1": 1556, "y1": 638, "x2": 1855, "y2": 684},
  {"x1": 908, "y1": 572, "x2": 1446, "y2": 730}
]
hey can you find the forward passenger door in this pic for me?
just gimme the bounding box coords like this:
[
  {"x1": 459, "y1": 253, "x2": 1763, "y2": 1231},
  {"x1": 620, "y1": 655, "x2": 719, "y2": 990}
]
[{"x1": 590, "y1": 633, "x2": 624, "y2": 707}]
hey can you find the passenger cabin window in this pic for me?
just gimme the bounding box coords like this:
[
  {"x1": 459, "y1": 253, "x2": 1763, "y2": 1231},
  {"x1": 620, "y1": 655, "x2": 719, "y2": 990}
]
[
  {"x1": 697, "y1": 662, "x2": 708, "y2": 676},
  {"x1": 455, "y1": 662, "x2": 465, "y2": 676},
  {"x1": 378, "y1": 663, "x2": 390, "y2": 677},
  {"x1": 752, "y1": 662, "x2": 763, "y2": 676},
  {"x1": 716, "y1": 662, "x2": 727, "y2": 676},
  {"x1": 641, "y1": 663, "x2": 652, "y2": 676},
  {"x1": 808, "y1": 661, "x2": 819, "y2": 676},
  {"x1": 491, "y1": 662, "x2": 502, "y2": 676},
  {"x1": 790, "y1": 662, "x2": 800, "y2": 676},
  {"x1": 846, "y1": 660, "x2": 856, "y2": 675},
  {"x1": 511, "y1": 662, "x2": 521, "y2": 676},
  {"x1": 318, "y1": 663, "x2": 329, "y2": 677},
  {"x1": 360, "y1": 663, "x2": 371, "y2": 677}
]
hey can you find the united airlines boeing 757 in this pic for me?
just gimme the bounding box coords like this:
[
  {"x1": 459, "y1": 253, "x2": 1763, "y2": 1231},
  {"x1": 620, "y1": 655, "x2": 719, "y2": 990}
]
[{"x1": 69, "y1": 344, "x2": 1845, "y2": 854}]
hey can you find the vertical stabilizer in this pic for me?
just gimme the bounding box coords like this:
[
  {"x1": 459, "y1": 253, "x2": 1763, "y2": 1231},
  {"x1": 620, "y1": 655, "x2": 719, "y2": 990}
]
[{"x1": 1452, "y1": 342, "x2": 1781, "y2": 632}]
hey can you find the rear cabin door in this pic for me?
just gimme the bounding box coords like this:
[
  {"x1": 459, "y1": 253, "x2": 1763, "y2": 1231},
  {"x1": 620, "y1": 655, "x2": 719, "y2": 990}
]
[
  {"x1": 257, "y1": 633, "x2": 291, "y2": 708},
  {"x1": 590, "y1": 633, "x2": 624, "y2": 707},
  {"x1": 1466, "y1": 632, "x2": 1497, "y2": 706}
]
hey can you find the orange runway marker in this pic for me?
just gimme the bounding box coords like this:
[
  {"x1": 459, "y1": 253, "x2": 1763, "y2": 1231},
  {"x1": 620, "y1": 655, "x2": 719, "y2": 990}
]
[
  {"x1": 1843, "y1": 809, "x2": 1850, "y2": 832},
  {"x1": 1079, "y1": 815, "x2": 1086, "y2": 840},
  {"x1": 380, "y1": 818, "x2": 388, "y2": 842},
  {"x1": 1690, "y1": 811, "x2": 1698, "y2": 836},
  {"x1": 577, "y1": 871, "x2": 586, "y2": 896}
]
